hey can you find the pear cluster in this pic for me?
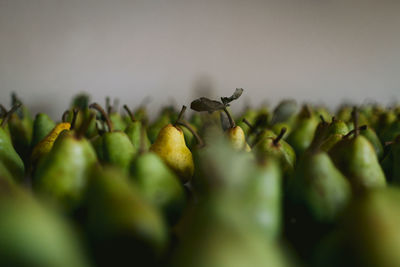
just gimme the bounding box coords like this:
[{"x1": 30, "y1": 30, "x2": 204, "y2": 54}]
[{"x1": 1, "y1": 91, "x2": 400, "y2": 267}]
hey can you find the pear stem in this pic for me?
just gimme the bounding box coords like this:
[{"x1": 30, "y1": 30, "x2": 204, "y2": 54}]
[
  {"x1": 223, "y1": 107, "x2": 236, "y2": 128},
  {"x1": 123, "y1": 105, "x2": 136, "y2": 122},
  {"x1": 62, "y1": 110, "x2": 69, "y2": 123},
  {"x1": 273, "y1": 127, "x2": 287, "y2": 146},
  {"x1": 89, "y1": 103, "x2": 113, "y2": 132},
  {"x1": 70, "y1": 108, "x2": 79, "y2": 130},
  {"x1": 331, "y1": 116, "x2": 336, "y2": 123},
  {"x1": 319, "y1": 115, "x2": 326, "y2": 123},
  {"x1": 1, "y1": 103, "x2": 21, "y2": 128},
  {"x1": 352, "y1": 107, "x2": 359, "y2": 137},
  {"x1": 175, "y1": 105, "x2": 187, "y2": 126},
  {"x1": 177, "y1": 120, "x2": 205, "y2": 148}
]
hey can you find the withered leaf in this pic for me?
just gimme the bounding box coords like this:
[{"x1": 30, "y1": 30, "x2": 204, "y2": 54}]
[
  {"x1": 221, "y1": 88, "x2": 244, "y2": 105},
  {"x1": 190, "y1": 97, "x2": 225, "y2": 113}
]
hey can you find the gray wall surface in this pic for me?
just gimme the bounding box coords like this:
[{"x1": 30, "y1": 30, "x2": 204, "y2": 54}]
[{"x1": 0, "y1": 0, "x2": 399, "y2": 118}]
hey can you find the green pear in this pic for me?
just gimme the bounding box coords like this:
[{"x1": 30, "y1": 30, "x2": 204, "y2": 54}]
[
  {"x1": 84, "y1": 166, "x2": 167, "y2": 267},
  {"x1": 244, "y1": 158, "x2": 282, "y2": 240},
  {"x1": 172, "y1": 195, "x2": 289, "y2": 267},
  {"x1": 90, "y1": 103, "x2": 135, "y2": 173},
  {"x1": 254, "y1": 128, "x2": 296, "y2": 178},
  {"x1": 123, "y1": 105, "x2": 151, "y2": 151},
  {"x1": 31, "y1": 113, "x2": 56, "y2": 147},
  {"x1": 287, "y1": 105, "x2": 319, "y2": 156},
  {"x1": 329, "y1": 129, "x2": 386, "y2": 193},
  {"x1": 0, "y1": 105, "x2": 25, "y2": 182},
  {"x1": 130, "y1": 152, "x2": 186, "y2": 225},
  {"x1": 341, "y1": 187, "x2": 400, "y2": 267},
  {"x1": 8, "y1": 94, "x2": 33, "y2": 165},
  {"x1": 0, "y1": 184, "x2": 91, "y2": 267},
  {"x1": 34, "y1": 127, "x2": 97, "y2": 211},
  {"x1": 381, "y1": 135, "x2": 400, "y2": 184},
  {"x1": 292, "y1": 151, "x2": 351, "y2": 223}
]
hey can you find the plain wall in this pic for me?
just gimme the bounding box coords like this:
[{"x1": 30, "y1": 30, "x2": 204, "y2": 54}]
[{"x1": 0, "y1": 0, "x2": 400, "y2": 118}]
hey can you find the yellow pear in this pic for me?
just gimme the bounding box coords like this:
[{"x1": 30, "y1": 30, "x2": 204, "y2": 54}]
[
  {"x1": 226, "y1": 126, "x2": 251, "y2": 152},
  {"x1": 150, "y1": 124, "x2": 194, "y2": 183}
]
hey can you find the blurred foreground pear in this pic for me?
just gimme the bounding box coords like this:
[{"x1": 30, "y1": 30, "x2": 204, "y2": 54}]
[
  {"x1": 83, "y1": 167, "x2": 167, "y2": 267},
  {"x1": 0, "y1": 181, "x2": 91, "y2": 267},
  {"x1": 190, "y1": 132, "x2": 283, "y2": 240},
  {"x1": 316, "y1": 188, "x2": 400, "y2": 267}
]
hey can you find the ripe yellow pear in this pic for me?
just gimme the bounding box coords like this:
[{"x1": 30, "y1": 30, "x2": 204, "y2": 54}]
[
  {"x1": 226, "y1": 126, "x2": 251, "y2": 152},
  {"x1": 150, "y1": 123, "x2": 194, "y2": 183}
]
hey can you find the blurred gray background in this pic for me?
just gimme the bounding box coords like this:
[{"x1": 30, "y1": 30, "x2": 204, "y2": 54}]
[{"x1": 0, "y1": 0, "x2": 399, "y2": 118}]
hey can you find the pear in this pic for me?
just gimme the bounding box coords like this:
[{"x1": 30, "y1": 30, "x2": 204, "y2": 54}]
[
  {"x1": 34, "y1": 119, "x2": 97, "y2": 211},
  {"x1": 191, "y1": 132, "x2": 254, "y2": 195},
  {"x1": 8, "y1": 94, "x2": 33, "y2": 165},
  {"x1": 172, "y1": 195, "x2": 289, "y2": 267},
  {"x1": 271, "y1": 122, "x2": 291, "y2": 139},
  {"x1": 131, "y1": 152, "x2": 186, "y2": 225},
  {"x1": 329, "y1": 109, "x2": 386, "y2": 193},
  {"x1": 84, "y1": 166, "x2": 167, "y2": 267},
  {"x1": 360, "y1": 127, "x2": 383, "y2": 159},
  {"x1": 309, "y1": 116, "x2": 348, "y2": 151},
  {"x1": 381, "y1": 135, "x2": 400, "y2": 184},
  {"x1": 380, "y1": 115, "x2": 400, "y2": 144},
  {"x1": 0, "y1": 104, "x2": 25, "y2": 182},
  {"x1": 235, "y1": 108, "x2": 259, "y2": 136},
  {"x1": 0, "y1": 186, "x2": 91, "y2": 267},
  {"x1": 31, "y1": 113, "x2": 56, "y2": 147},
  {"x1": 341, "y1": 187, "x2": 400, "y2": 267},
  {"x1": 336, "y1": 105, "x2": 353, "y2": 122},
  {"x1": 150, "y1": 106, "x2": 194, "y2": 183},
  {"x1": 253, "y1": 128, "x2": 296, "y2": 178},
  {"x1": 244, "y1": 158, "x2": 282, "y2": 240},
  {"x1": 105, "y1": 97, "x2": 126, "y2": 131},
  {"x1": 90, "y1": 103, "x2": 135, "y2": 173},
  {"x1": 123, "y1": 105, "x2": 151, "y2": 151},
  {"x1": 30, "y1": 122, "x2": 71, "y2": 167},
  {"x1": 292, "y1": 150, "x2": 351, "y2": 223},
  {"x1": 287, "y1": 105, "x2": 319, "y2": 156}
]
